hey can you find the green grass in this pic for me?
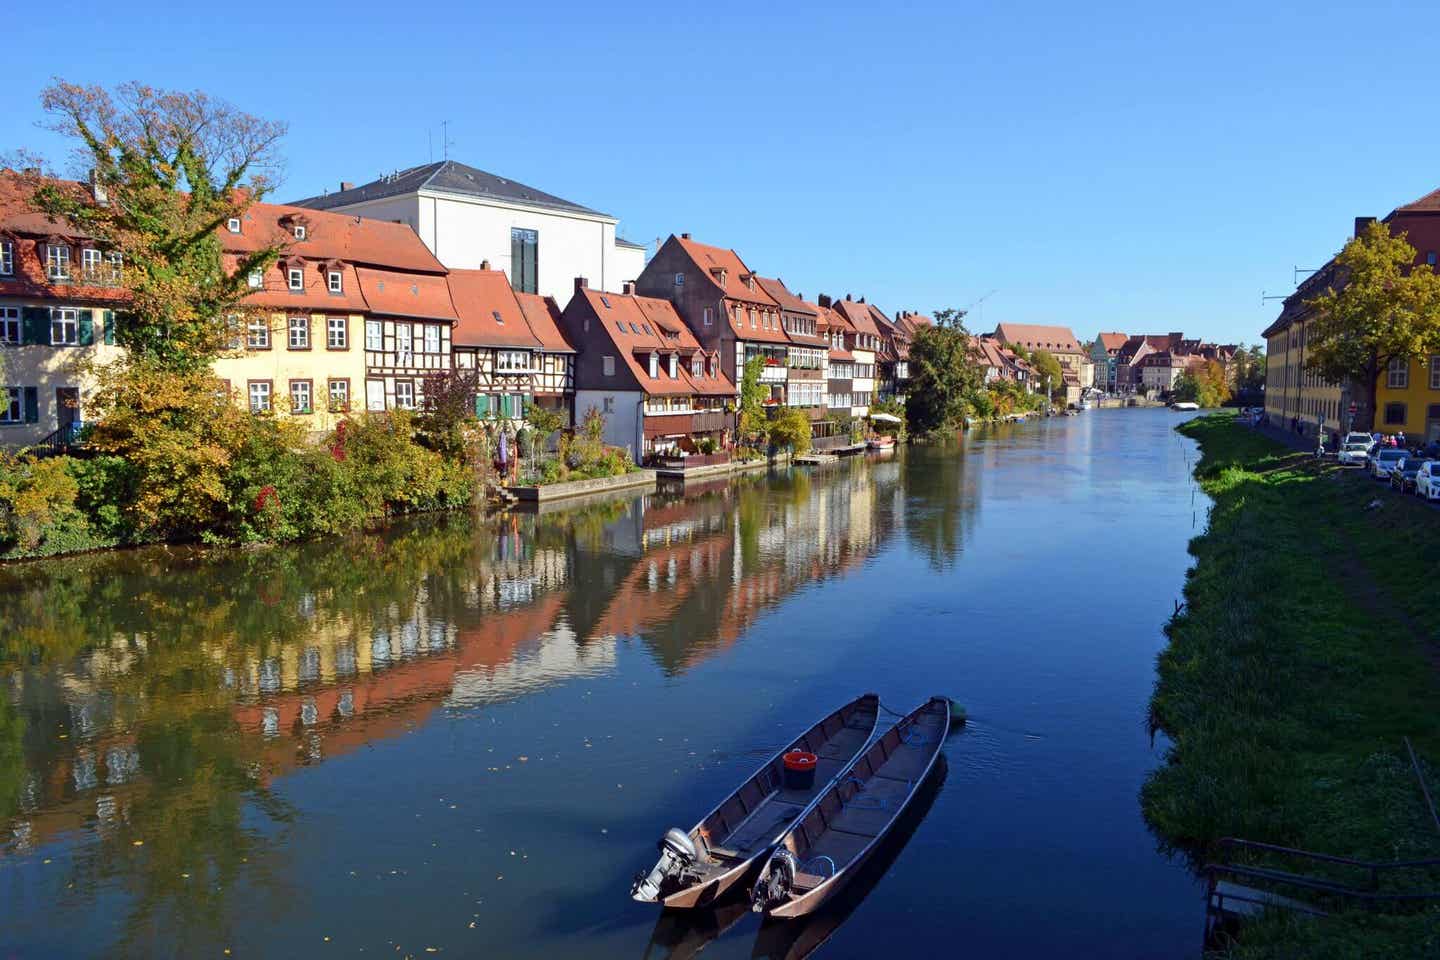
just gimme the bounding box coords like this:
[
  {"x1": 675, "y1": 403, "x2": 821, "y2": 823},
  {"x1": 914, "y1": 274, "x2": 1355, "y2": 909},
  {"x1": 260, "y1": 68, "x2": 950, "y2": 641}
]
[{"x1": 1143, "y1": 413, "x2": 1440, "y2": 957}]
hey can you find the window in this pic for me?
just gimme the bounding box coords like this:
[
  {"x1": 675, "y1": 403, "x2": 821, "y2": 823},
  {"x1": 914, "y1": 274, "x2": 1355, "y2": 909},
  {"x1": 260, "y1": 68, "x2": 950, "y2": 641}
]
[
  {"x1": 50, "y1": 307, "x2": 78, "y2": 345},
  {"x1": 288, "y1": 316, "x2": 310, "y2": 349},
  {"x1": 290, "y1": 379, "x2": 312, "y2": 414},
  {"x1": 1429, "y1": 252, "x2": 1437, "y2": 266},
  {"x1": 510, "y1": 228, "x2": 538, "y2": 294},
  {"x1": 365, "y1": 320, "x2": 382, "y2": 351},
  {"x1": 0, "y1": 387, "x2": 20, "y2": 423},
  {"x1": 396, "y1": 324, "x2": 413, "y2": 365},
  {"x1": 328, "y1": 270, "x2": 342, "y2": 294},
  {"x1": 328, "y1": 379, "x2": 350, "y2": 412},
  {"x1": 602, "y1": 396, "x2": 615, "y2": 413},
  {"x1": 497, "y1": 350, "x2": 530, "y2": 372},
  {"x1": 1431, "y1": 355, "x2": 1440, "y2": 390},
  {"x1": 668, "y1": 354, "x2": 677, "y2": 378},
  {"x1": 82, "y1": 248, "x2": 102, "y2": 280},
  {"x1": 327, "y1": 317, "x2": 348, "y2": 349},
  {"x1": 0, "y1": 307, "x2": 18, "y2": 344},
  {"x1": 629, "y1": 322, "x2": 641, "y2": 334},
  {"x1": 288, "y1": 267, "x2": 304, "y2": 291},
  {"x1": 648, "y1": 352, "x2": 659, "y2": 378},
  {"x1": 1384, "y1": 402, "x2": 1408, "y2": 426},
  {"x1": 600, "y1": 296, "x2": 611, "y2": 309},
  {"x1": 293, "y1": 225, "x2": 307, "y2": 241},
  {"x1": 703, "y1": 307, "x2": 712, "y2": 327},
  {"x1": 492, "y1": 309, "x2": 505, "y2": 326},
  {"x1": 1388, "y1": 356, "x2": 1409, "y2": 389},
  {"x1": 105, "y1": 251, "x2": 122, "y2": 282},
  {"x1": 603, "y1": 355, "x2": 615, "y2": 376},
  {"x1": 248, "y1": 270, "x2": 263, "y2": 289},
  {"x1": 423, "y1": 324, "x2": 440, "y2": 354},
  {"x1": 247, "y1": 316, "x2": 270, "y2": 349},
  {"x1": 46, "y1": 244, "x2": 70, "y2": 280},
  {"x1": 248, "y1": 381, "x2": 272, "y2": 413},
  {"x1": 227, "y1": 217, "x2": 241, "y2": 233},
  {"x1": 395, "y1": 379, "x2": 416, "y2": 410},
  {"x1": 692, "y1": 356, "x2": 703, "y2": 376},
  {"x1": 0, "y1": 240, "x2": 12, "y2": 275},
  {"x1": 674, "y1": 273, "x2": 684, "y2": 287}
]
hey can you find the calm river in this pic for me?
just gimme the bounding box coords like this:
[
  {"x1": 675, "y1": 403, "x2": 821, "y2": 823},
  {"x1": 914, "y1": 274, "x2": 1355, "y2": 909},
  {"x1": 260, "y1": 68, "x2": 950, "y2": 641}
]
[{"x1": 0, "y1": 408, "x2": 1205, "y2": 958}]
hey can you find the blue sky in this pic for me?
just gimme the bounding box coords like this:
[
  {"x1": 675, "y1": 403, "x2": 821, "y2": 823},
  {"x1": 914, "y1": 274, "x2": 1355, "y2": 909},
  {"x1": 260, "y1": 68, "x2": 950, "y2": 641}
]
[{"x1": 8, "y1": 0, "x2": 1440, "y2": 346}]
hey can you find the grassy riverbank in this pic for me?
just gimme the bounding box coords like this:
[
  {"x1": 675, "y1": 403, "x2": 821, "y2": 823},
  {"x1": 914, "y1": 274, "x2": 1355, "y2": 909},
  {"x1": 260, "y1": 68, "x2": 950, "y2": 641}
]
[{"x1": 1143, "y1": 413, "x2": 1440, "y2": 957}]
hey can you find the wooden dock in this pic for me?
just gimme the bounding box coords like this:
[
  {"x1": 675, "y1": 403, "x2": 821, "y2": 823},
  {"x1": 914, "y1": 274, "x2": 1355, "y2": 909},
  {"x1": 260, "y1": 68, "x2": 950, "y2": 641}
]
[{"x1": 794, "y1": 453, "x2": 839, "y2": 465}]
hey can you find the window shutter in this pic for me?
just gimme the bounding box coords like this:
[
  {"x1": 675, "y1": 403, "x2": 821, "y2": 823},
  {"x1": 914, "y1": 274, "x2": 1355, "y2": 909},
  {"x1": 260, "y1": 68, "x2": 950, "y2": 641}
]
[
  {"x1": 78, "y1": 309, "x2": 95, "y2": 346},
  {"x1": 23, "y1": 387, "x2": 38, "y2": 423},
  {"x1": 21, "y1": 307, "x2": 47, "y2": 345},
  {"x1": 103, "y1": 310, "x2": 115, "y2": 345},
  {"x1": 474, "y1": 395, "x2": 486, "y2": 418}
]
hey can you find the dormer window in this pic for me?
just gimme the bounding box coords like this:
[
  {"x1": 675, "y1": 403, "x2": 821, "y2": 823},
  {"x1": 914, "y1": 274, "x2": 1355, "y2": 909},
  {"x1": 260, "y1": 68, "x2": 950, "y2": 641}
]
[
  {"x1": 46, "y1": 243, "x2": 71, "y2": 280},
  {"x1": 248, "y1": 270, "x2": 263, "y2": 289},
  {"x1": 493, "y1": 309, "x2": 505, "y2": 326},
  {"x1": 0, "y1": 240, "x2": 11, "y2": 275},
  {"x1": 674, "y1": 273, "x2": 684, "y2": 287},
  {"x1": 692, "y1": 356, "x2": 702, "y2": 377},
  {"x1": 227, "y1": 217, "x2": 241, "y2": 233},
  {"x1": 648, "y1": 352, "x2": 659, "y2": 378},
  {"x1": 328, "y1": 270, "x2": 342, "y2": 294},
  {"x1": 668, "y1": 354, "x2": 677, "y2": 378},
  {"x1": 288, "y1": 267, "x2": 304, "y2": 292},
  {"x1": 293, "y1": 225, "x2": 307, "y2": 241}
]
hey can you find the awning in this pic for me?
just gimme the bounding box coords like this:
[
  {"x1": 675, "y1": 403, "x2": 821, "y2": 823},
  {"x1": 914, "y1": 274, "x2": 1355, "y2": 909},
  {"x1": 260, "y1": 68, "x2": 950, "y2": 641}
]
[{"x1": 868, "y1": 412, "x2": 902, "y2": 424}]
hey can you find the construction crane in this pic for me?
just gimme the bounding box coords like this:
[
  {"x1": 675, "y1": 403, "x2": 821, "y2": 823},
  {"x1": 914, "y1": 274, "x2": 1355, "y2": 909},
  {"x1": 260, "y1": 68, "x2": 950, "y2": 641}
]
[{"x1": 963, "y1": 289, "x2": 998, "y2": 329}]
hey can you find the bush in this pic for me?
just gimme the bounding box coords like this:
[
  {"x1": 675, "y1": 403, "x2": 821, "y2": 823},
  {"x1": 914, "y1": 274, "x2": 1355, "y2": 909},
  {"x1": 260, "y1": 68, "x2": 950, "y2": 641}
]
[
  {"x1": 767, "y1": 407, "x2": 812, "y2": 455},
  {"x1": 0, "y1": 453, "x2": 100, "y2": 555}
]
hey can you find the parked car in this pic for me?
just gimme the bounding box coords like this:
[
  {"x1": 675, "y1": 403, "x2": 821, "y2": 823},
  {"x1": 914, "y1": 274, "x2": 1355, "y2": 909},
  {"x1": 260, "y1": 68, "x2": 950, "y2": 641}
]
[
  {"x1": 1337, "y1": 442, "x2": 1372, "y2": 467},
  {"x1": 1371, "y1": 448, "x2": 1408, "y2": 479},
  {"x1": 1417, "y1": 462, "x2": 1440, "y2": 501},
  {"x1": 1391, "y1": 457, "x2": 1430, "y2": 493},
  {"x1": 1344, "y1": 432, "x2": 1375, "y2": 453}
]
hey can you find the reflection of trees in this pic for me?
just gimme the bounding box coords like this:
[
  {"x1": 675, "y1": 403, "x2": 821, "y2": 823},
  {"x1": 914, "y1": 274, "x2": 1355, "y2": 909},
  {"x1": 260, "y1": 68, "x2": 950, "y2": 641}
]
[
  {"x1": 0, "y1": 686, "x2": 22, "y2": 821},
  {"x1": 901, "y1": 445, "x2": 980, "y2": 571}
]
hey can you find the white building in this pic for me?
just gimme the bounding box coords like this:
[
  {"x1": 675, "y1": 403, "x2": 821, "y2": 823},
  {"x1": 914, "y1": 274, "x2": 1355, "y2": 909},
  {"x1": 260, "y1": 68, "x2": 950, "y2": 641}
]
[{"x1": 290, "y1": 160, "x2": 647, "y2": 304}]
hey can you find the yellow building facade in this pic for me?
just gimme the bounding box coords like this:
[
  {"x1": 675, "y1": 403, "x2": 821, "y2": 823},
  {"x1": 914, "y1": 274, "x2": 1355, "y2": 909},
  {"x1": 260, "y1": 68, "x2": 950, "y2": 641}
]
[{"x1": 1374, "y1": 353, "x2": 1440, "y2": 443}]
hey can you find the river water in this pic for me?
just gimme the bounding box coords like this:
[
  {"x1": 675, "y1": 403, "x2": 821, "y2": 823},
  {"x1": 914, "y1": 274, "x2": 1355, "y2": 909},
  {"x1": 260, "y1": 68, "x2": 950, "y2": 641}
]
[{"x1": 0, "y1": 408, "x2": 1205, "y2": 959}]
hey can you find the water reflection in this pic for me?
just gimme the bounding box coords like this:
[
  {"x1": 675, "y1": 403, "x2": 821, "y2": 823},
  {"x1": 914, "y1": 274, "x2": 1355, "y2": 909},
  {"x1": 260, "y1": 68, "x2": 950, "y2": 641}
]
[{"x1": 0, "y1": 456, "x2": 918, "y2": 914}]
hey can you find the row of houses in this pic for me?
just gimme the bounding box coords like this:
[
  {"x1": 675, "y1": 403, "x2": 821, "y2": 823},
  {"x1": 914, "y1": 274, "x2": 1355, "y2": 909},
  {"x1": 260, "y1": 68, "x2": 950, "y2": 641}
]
[
  {"x1": 0, "y1": 161, "x2": 928, "y2": 459},
  {"x1": 1089, "y1": 331, "x2": 1238, "y2": 395},
  {"x1": 1262, "y1": 188, "x2": 1440, "y2": 444}
]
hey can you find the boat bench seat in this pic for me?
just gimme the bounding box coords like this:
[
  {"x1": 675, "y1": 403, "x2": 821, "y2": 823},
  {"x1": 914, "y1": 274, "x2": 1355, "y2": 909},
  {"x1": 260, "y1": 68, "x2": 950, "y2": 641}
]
[
  {"x1": 791, "y1": 871, "x2": 826, "y2": 893},
  {"x1": 705, "y1": 844, "x2": 745, "y2": 863}
]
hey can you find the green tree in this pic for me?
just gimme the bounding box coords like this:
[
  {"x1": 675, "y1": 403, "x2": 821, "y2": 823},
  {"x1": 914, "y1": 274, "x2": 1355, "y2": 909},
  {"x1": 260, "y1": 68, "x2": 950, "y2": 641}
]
[
  {"x1": 737, "y1": 356, "x2": 766, "y2": 445},
  {"x1": 1029, "y1": 350, "x2": 1065, "y2": 403},
  {"x1": 767, "y1": 406, "x2": 812, "y2": 455},
  {"x1": 1306, "y1": 220, "x2": 1440, "y2": 430},
  {"x1": 31, "y1": 80, "x2": 287, "y2": 371},
  {"x1": 907, "y1": 315, "x2": 983, "y2": 436}
]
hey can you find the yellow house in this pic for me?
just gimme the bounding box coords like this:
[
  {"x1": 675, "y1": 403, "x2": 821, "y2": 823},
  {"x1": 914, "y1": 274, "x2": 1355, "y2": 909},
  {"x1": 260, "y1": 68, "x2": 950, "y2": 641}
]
[
  {"x1": 1263, "y1": 265, "x2": 1345, "y2": 438},
  {"x1": 1374, "y1": 354, "x2": 1440, "y2": 443}
]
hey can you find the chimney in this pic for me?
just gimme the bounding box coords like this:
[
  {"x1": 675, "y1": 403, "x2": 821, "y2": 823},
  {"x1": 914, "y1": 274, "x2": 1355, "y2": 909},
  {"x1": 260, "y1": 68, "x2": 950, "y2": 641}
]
[
  {"x1": 845, "y1": 293, "x2": 852, "y2": 301},
  {"x1": 858, "y1": 296, "x2": 866, "y2": 303},
  {"x1": 681, "y1": 232, "x2": 691, "y2": 239},
  {"x1": 574, "y1": 277, "x2": 589, "y2": 294},
  {"x1": 818, "y1": 294, "x2": 831, "y2": 308},
  {"x1": 340, "y1": 181, "x2": 354, "y2": 191},
  {"x1": 1355, "y1": 216, "x2": 1376, "y2": 237},
  {"x1": 88, "y1": 168, "x2": 108, "y2": 205},
  {"x1": 480, "y1": 259, "x2": 491, "y2": 270},
  {"x1": 622, "y1": 281, "x2": 635, "y2": 295}
]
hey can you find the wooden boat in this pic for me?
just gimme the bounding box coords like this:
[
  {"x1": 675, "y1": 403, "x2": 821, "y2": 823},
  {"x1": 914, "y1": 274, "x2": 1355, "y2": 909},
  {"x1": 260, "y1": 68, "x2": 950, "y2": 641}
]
[
  {"x1": 866, "y1": 437, "x2": 895, "y2": 451},
  {"x1": 749, "y1": 696, "x2": 949, "y2": 919},
  {"x1": 632, "y1": 693, "x2": 881, "y2": 909}
]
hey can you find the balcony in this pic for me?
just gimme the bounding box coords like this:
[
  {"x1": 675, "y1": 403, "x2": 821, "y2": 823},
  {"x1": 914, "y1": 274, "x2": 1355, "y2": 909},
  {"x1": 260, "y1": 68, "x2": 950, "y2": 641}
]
[
  {"x1": 787, "y1": 366, "x2": 823, "y2": 381},
  {"x1": 642, "y1": 409, "x2": 732, "y2": 438},
  {"x1": 758, "y1": 364, "x2": 787, "y2": 383}
]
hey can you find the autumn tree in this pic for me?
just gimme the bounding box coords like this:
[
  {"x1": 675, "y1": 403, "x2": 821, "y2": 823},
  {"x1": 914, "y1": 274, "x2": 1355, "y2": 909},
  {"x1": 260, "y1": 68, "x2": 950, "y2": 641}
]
[
  {"x1": 1029, "y1": 350, "x2": 1065, "y2": 403},
  {"x1": 907, "y1": 313, "x2": 984, "y2": 436},
  {"x1": 1306, "y1": 220, "x2": 1440, "y2": 430},
  {"x1": 30, "y1": 80, "x2": 288, "y2": 371},
  {"x1": 737, "y1": 355, "x2": 767, "y2": 446},
  {"x1": 1173, "y1": 361, "x2": 1231, "y2": 407}
]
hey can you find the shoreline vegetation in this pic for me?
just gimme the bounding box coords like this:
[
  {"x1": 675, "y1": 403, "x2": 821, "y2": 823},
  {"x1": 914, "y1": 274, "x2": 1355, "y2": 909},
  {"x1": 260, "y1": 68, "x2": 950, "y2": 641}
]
[{"x1": 1143, "y1": 412, "x2": 1440, "y2": 957}]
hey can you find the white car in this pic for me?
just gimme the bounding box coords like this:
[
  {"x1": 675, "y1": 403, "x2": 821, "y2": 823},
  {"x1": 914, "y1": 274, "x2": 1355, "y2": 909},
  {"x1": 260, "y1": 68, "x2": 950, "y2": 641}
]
[
  {"x1": 1344, "y1": 432, "x2": 1375, "y2": 451},
  {"x1": 1337, "y1": 442, "x2": 1371, "y2": 466},
  {"x1": 1371, "y1": 448, "x2": 1408, "y2": 479},
  {"x1": 1417, "y1": 462, "x2": 1440, "y2": 501}
]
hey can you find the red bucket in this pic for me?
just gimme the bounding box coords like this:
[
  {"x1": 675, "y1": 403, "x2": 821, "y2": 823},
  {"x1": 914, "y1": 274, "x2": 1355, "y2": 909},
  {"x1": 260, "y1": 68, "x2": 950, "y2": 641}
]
[{"x1": 782, "y1": 750, "x2": 818, "y2": 790}]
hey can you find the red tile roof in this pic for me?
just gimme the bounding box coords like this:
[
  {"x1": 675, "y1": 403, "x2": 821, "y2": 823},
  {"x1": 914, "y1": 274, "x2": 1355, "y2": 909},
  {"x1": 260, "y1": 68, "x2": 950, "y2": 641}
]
[
  {"x1": 579, "y1": 288, "x2": 734, "y2": 397},
  {"x1": 832, "y1": 298, "x2": 880, "y2": 336},
  {"x1": 674, "y1": 236, "x2": 776, "y2": 307},
  {"x1": 1096, "y1": 332, "x2": 1128, "y2": 353},
  {"x1": 992, "y1": 322, "x2": 1083, "y2": 354},
  {"x1": 515, "y1": 291, "x2": 573, "y2": 353},
  {"x1": 229, "y1": 202, "x2": 446, "y2": 274},
  {"x1": 448, "y1": 268, "x2": 541, "y2": 348},
  {"x1": 355, "y1": 267, "x2": 458, "y2": 322}
]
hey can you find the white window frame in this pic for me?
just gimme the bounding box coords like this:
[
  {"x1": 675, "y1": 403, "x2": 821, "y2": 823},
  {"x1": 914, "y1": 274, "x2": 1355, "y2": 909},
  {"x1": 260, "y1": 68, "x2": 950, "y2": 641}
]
[
  {"x1": 288, "y1": 316, "x2": 309, "y2": 349},
  {"x1": 287, "y1": 267, "x2": 305, "y2": 291},
  {"x1": 668, "y1": 354, "x2": 677, "y2": 378},
  {"x1": 50, "y1": 307, "x2": 79, "y2": 346},
  {"x1": 104, "y1": 250, "x2": 122, "y2": 282},
  {"x1": 674, "y1": 273, "x2": 684, "y2": 287},
  {"x1": 227, "y1": 217, "x2": 242, "y2": 233},
  {"x1": 294, "y1": 225, "x2": 307, "y2": 241},
  {"x1": 703, "y1": 307, "x2": 712, "y2": 327},
  {"x1": 691, "y1": 356, "x2": 702, "y2": 376},
  {"x1": 423, "y1": 324, "x2": 440, "y2": 355},
  {"x1": 396, "y1": 324, "x2": 413, "y2": 365},
  {"x1": 603, "y1": 355, "x2": 615, "y2": 377},
  {"x1": 497, "y1": 349, "x2": 531, "y2": 372},
  {"x1": 328, "y1": 379, "x2": 349, "y2": 412},
  {"x1": 394, "y1": 379, "x2": 416, "y2": 410},
  {"x1": 248, "y1": 381, "x2": 271, "y2": 413},
  {"x1": 248, "y1": 270, "x2": 263, "y2": 289},
  {"x1": 0, "y1": 240, "x2": 12, "y2": 275},
  {"x1": 648, "y1": 352, "x2": 659, "y2": 378},
  {"x1": 0, "y1": 306, "x2": 19, "y2": 344},
  {"x1": 327, "y1": 317, "x2": 348, "y2": 349},
  {"x1": 247, "y1": 317, "x2": 270, "y2": 349},
  {"x1": 290, "y1": 379, "x2": 312, "y2": 414},
  {"x1": 1388, "y1": 356, "x2": 1409, "y2": 389},
  {"x1": 46, "y1": 244, "x2": 70, "y2": 280},
  {"x1": 82, "y1": 247, "x2": 102, "y2": 280},
  {"x1": 328, "y1": 270, "x2": 342, "y2": 294},
  {"x1": 0, "y1": 386, "x2": 20, "y2": 423}
]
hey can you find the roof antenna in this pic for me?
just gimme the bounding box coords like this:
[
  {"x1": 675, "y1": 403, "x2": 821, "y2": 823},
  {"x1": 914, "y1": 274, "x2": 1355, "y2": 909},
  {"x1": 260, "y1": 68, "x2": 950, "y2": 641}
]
[
  {"x1": 428, "y1": 128, "x2": 433, "y2": 163},
  {"x1": 442, "y1": 120, "x2": 454, "y2": 161}
]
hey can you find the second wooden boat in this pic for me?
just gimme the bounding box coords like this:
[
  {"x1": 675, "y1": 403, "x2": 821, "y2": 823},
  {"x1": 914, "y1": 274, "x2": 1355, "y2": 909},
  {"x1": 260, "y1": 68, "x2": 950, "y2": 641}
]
[
  {"x1": 748, "y1": 696, "x2": 949, "y2": 919},
  {"x1": 632, "y1": 693, "x2": 880, "y2": 909}
]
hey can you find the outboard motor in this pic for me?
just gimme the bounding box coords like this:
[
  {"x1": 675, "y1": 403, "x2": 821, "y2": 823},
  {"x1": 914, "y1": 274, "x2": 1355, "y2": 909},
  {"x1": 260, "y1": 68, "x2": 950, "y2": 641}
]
[
  {"x1": 632, "y1": 828, "x2": 698, "y2": 901},
  {"x1": 751, "y1": 848, "x2": 797, "y2": 913}
]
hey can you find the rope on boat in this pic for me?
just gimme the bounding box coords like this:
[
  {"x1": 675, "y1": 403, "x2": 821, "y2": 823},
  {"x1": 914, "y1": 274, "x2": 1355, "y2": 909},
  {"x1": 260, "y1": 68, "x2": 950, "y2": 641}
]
[
  {"x1": 878, "y1": 700, "x2": 908, "y2": 718},
  {"x1": 803, "y1": 855, "x2": 837, "y2": 878}
]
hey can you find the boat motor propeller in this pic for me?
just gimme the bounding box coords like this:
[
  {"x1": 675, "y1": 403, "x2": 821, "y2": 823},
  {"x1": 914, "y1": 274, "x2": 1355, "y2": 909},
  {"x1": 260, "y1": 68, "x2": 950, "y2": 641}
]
[
  {"x1": 632, "y1": 828, "x2": 698, "y2": 901},
  {"x1": 751, "y1": 848, "x2": 797, "y2": 913}
]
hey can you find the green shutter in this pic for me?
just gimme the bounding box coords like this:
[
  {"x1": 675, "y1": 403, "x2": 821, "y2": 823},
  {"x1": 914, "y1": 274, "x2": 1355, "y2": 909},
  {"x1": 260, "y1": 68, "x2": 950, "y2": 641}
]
[
  {"x1": 22, "y1": 387, "x2": 38, "y2": 424},
  {"x1": 78, "y1": 309, "x2": 94, "y2": 346},
  {"x1": 501, "y1": 394, "x2": 513, "y2": 418},
  {"x1": 103, "y1": 310, "x2": 115, "y2": 345},
  {"x1": 474, "y1": 394, "x2": 486, "y2": 418},
  {"x1": 21, "y1": 307, "x2": 47, "y2": 346}
]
